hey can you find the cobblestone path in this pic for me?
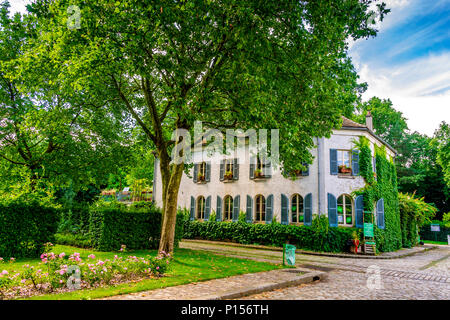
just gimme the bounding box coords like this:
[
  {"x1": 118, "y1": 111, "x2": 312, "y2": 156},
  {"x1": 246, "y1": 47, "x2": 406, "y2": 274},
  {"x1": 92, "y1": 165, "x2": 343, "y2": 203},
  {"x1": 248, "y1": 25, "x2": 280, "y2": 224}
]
[{"x1": 180, "y1": 241, "x2": 450, "y2": 300}]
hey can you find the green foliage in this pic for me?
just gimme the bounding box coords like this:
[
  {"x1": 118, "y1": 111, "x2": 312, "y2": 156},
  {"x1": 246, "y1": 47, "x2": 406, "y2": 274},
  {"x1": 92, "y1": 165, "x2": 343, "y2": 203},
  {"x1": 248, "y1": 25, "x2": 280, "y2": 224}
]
[
  {"x1": 0, "y1": 198, "x2": 59, "y2": 258},
  {"x1": 209, "y1": 211, "x2": 216, "y2": 222},
  {"x1": 398, "y1": 192, "x2": 437, "y2": 248},
  {"x1": 354, "y1": 98, "x2": 449, "y2": 219},
  {"x1": 54, "y1": 233, "x2": 92, "y2": 249},
  {"x1": 433, "y1": 122, "x2": 450, "y2": 189},
  {"x1": 419, "y1": 221, "x2": 449, "y2": 243},
  {"x1": 356, "y1": 137, "x2": 402, "y2": 251},
  {"x1": 183, "y1": 218, "x2": 357, "y2": 253},
  {"x1": 238, "y1": 211, "x2": 246, "y2": 223},
  {"x1": 57, "y1": 203, "x2": 90, "y2": 235},
  {"x1": 89, "y1": 203, "x2": 184, "y2": 251},
  {"x1": 443, "y1": 212, "x2": 450, "y2": 228}
]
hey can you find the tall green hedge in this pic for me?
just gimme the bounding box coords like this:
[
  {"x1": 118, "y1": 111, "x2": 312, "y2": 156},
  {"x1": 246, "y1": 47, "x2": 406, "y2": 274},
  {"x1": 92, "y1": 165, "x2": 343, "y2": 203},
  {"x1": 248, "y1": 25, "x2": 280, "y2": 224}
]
[
  {"x1": 183, "y1": 218, "x2": 357, "y2": 253},
  {"x1": 89, "y1": 204, "x2": 184, "y2": 251},
  {"x1": 0, "y1": 199, "x2": 59, "y2": 258}
]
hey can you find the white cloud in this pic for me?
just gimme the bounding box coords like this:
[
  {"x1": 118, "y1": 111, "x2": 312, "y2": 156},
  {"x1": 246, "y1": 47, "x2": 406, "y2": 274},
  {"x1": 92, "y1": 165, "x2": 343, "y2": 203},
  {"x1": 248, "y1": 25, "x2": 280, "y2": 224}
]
[{"x1": 357, "y1": 53, "x2": 450, "y2": 136}]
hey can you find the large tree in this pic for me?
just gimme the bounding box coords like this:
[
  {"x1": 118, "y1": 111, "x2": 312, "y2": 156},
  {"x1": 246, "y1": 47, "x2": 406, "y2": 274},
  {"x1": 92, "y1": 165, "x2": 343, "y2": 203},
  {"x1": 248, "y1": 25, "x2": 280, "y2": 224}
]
[
  {"x1": 0, "y1": 2, "x2": 131, "y2": 192},
  {"x1": 355, "y1": 97, "x2": 449, "y2": 218},
  {"x1": 24, "y1": 0, "x2": 389, "y2": 254}
]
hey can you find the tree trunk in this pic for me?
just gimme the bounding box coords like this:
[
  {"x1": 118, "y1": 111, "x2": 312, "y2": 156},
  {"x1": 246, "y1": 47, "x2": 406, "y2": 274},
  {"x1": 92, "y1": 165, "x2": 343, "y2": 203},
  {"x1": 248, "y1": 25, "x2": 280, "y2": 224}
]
[{"x1": 158, "y1": 161, "x2": 184, "y2": 254}]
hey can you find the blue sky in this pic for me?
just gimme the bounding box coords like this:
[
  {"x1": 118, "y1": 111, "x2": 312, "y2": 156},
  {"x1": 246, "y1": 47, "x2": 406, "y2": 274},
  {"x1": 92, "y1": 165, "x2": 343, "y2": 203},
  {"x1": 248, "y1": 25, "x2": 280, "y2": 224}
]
[
  {"x1": 9, "y1": 0, "x2": 450, "y2": 136},
  {"x1": 350, "y1": 0, "x2": 450, "y2": 136}
]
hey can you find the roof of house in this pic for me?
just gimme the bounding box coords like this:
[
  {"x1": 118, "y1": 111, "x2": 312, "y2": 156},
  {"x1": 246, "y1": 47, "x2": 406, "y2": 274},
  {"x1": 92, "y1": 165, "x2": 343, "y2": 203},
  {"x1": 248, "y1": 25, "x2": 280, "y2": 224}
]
[
  {"x1": 341, "y1": 116, "x2": 367, "y2": 129},
  {"x1": 339, "y1": 116, "x2": 398, "y2": 155}
]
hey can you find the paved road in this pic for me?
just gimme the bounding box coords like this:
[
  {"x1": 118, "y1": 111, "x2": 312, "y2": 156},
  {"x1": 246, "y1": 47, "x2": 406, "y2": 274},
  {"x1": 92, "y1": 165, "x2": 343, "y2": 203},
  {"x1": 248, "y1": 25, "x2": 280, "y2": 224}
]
[{"x1": 180, "y1": 241, "x2": 450, "y2": 300}]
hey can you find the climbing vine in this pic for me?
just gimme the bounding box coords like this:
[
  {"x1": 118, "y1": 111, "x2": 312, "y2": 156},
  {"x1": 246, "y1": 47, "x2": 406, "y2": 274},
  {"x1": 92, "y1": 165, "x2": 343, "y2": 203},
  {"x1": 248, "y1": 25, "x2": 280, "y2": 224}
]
[{"x1": 355, "y1": 136, "x2": 402, "y2": 252}]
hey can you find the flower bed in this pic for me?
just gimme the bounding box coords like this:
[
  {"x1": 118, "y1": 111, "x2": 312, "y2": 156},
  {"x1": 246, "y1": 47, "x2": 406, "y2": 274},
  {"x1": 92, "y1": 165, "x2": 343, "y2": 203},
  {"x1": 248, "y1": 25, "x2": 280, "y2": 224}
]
[{"x1": 0, "y1": 244, "x2": 171, "y2": 300}]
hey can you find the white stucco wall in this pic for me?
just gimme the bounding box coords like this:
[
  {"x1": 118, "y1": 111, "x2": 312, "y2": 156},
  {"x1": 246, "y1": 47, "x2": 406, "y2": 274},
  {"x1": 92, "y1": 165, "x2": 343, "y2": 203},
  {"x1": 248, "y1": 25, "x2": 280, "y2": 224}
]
[{"x1": 153, "y1": 128, "x2": 395, "y2": 224}]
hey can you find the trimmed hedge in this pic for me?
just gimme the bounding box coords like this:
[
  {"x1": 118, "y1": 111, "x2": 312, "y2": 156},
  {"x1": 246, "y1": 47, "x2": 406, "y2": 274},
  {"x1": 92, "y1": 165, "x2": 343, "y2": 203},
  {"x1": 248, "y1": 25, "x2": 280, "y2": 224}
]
[
  {"x1": 0, "y1": 200, "x2": 59, "y2": 258},
  {"x1": 419, "y1": 222, "x2": 449, "y2": 243},
  {"x1": 89, "y1": 204, "x2": 184, "y2": 251},
  {"x1": 183, "y1": 220, "x2": 357, "y2": 253}
]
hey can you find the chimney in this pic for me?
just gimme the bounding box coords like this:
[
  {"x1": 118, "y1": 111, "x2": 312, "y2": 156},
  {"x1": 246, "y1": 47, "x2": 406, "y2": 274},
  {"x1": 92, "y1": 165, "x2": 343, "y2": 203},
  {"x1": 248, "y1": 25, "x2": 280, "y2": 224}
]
[{"x1": 366, "y1": 111, "x2": 373, "y2": 131}]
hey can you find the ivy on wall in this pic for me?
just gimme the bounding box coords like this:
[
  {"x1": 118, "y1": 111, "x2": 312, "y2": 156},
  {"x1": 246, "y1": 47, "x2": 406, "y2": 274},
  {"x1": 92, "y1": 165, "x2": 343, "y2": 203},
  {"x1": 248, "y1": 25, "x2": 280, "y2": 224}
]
[{"x1": 355, "y1": 136, "x2": 402, "y2": 252}]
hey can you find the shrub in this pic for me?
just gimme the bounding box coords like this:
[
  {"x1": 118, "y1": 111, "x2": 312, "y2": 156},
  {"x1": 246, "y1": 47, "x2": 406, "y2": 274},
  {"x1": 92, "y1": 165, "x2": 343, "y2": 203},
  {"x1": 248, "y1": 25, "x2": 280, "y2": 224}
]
[
  {"x1": 399, "y1": 193, "x2": 437, "y2": 247},
  {"x1": 58, "y1": 203, "x2": 90, "y2": 235},
  {"x1": 54, "y1": 233, "x2": 92, "y2": 249},
  {"x1": 183, "y1": 216, "x2": 357, "y2": 253},
  {"x1": 0, "y1": 198, "x2": 59, "y2": 259},
  {"x1": 89, "y1": 203, "x2": 185, "y2": 251},
  {"x1": 0, "y1": 243, "x2": 171, "y2": 299}
]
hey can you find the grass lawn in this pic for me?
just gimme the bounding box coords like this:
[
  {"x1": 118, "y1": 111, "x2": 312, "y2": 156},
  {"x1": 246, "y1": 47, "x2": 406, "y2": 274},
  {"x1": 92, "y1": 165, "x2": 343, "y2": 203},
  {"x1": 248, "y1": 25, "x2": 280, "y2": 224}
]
[
  {"x1": 1, "y1": 245, "x2": 283, "y2": 300},
  {"x1": 422, "y1": 240, "x2": 448, "y2": 245}
]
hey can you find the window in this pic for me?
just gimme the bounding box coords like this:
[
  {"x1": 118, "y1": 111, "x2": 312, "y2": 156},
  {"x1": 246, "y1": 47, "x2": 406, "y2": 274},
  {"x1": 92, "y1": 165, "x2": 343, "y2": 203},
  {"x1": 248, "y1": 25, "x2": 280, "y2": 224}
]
[
  {"x1": 196, "y1": 196, "x2": 205, "y2": 220},
  {"x1": 224, "y1": 159, "x2": 234, "y2": 180},
  {"x1": 255, "y1": 195, "x2": 266, "y2": 222},
  {"x1": 291, "y1": 194, "x2": 304, "y2": 223},
  {"x1": 197, "y1": 162, "x2": 206, "y2": 181},
  {"x1": 337, "y1": 150, "x2": 352, "y2": 175},
  {"x1": 337, "y1": 195, "x2": 353, "y2": 226},
  {"x1": 254, "y1": 157, "x2": 270, "y2": 178},
  {"x1": 223, "y1": 195, "x2": 233, "y2": 221}
]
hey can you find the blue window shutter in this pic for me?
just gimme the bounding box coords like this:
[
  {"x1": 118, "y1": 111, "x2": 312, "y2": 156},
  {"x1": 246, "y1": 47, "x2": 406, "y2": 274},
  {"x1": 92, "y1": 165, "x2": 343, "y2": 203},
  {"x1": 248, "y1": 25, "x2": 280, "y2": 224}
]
[
  {"x1": 328, "y1": 193, "x2": 338, "y2": 227},
  {"x1": 377, "y1": 198, "x2": 385, "y2": 229},
  {"x1": 219, "y1": 159, "x2": 225, "y2": 181},
  {"x1": 216, "y1": 196, "x2": 222, "y2": 221},
  {"x1": 355, "y1": 195, "x2": 364, "y2": 228},
  {"x1": 232, "y1": 195, "x2": 240, "y2": 222},
  {"x1": 193, "y1": 164, "x2": 198, "y2": 182},
  {"x1": 373, "y1": 157, "x2": 377, "y2": 174},
  {"x1": 265, "y1": 158, "x2": 272, "y2": 178},
  {"x1": 352, "y1": 150, "x2": 360, "y2": 176},
  {"x1": 189, "y1": 196, "x2": 195, "y2": 221},
  {"x1": 302, "y1": 163, "x2": 309, "y2": 176},
  {"x1": 250, "y1": 156, "x2": 255, "y2": 179},
  {"x1": 281, "y1": 194, "x2": 289, "y2": 225},
  {"x1": 233, "y1": 158, "x2": 239, "y2": 180},
  {"x1": 205, "y1": 196, "x2": 211, "y2": 220},
  {"x1": 246, "y1": 195, "x2": 253, "y2": 223},
  {"x1": 304, "y1": 193, "x2": 312, "y2": 226},
  {"x1": 205, "y1": 162, "x2": 211, "y2": 182},
  {"x1": 266, "y1": 194, "x2": 274, "y2": 224},
  {"x1": 330, "y1": 149, "x2": 338, "y2": 175}
]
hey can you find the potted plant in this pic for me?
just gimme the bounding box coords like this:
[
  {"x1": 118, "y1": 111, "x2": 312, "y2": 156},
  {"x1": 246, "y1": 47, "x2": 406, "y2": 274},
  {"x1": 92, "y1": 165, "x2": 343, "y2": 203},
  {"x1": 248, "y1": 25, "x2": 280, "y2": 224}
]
[
  {"x1": 351, "y1": 230, "x2": 360, "y2": 254},
  {"x1": 197, "y1": 173, "x2": 205, "y2": 182},
  {"x1": 224, "y1": 170, "x2": 233, "y2": 180},
  {"x1": 339, "y1": 165, "x2": 352, "y2": 174},
  {"x1": 254, "y1": 168, "x2": 263, "y2": 178}
]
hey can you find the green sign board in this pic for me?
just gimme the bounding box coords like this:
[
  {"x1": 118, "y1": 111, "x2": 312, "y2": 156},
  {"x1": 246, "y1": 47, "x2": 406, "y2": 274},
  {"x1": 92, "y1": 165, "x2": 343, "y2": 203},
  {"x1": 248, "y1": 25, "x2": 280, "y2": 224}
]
[
  {"x1": 364, "y1": 223, "x2": 374, "y2": 237},
  {"x1": 283, "y1": 244, "x2": 296, "y2": 266}
]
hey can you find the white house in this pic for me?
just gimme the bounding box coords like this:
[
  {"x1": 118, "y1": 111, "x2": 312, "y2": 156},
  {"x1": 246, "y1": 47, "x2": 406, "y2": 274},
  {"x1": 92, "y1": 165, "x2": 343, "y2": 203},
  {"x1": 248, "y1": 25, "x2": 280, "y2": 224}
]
[{"x1": 153, "y1": 114, "x2": 396, "y2": 228}]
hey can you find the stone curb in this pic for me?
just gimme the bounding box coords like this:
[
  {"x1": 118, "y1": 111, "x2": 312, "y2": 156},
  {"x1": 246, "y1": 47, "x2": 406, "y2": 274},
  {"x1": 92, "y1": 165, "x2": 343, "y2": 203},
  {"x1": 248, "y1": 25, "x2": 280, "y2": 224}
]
[
  {"x1": 182, "y1": 239, "x2": 437, "y2": 259},
  {"x1": 201, "y1": 269, "x2": 326, "y2": 300}
]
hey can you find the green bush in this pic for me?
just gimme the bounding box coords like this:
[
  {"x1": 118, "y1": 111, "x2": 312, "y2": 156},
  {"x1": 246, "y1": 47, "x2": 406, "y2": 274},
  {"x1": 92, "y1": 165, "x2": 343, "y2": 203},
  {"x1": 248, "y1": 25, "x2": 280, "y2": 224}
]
[
  {"x1": 183, "y1": 217, "x2": 357, "y2": 253},
  {"x1": 89, "y1": 203, "x2": 185, "y2": 251},
  {"x1": 58, "y1": 203, "x2": 90, "y2": 235},
  {"x1": 0, "y1": 199, "x2": 59, "y2": 258},
  {"x1": 54, "y1": 233, "x2": 92, "y2": 248}
]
